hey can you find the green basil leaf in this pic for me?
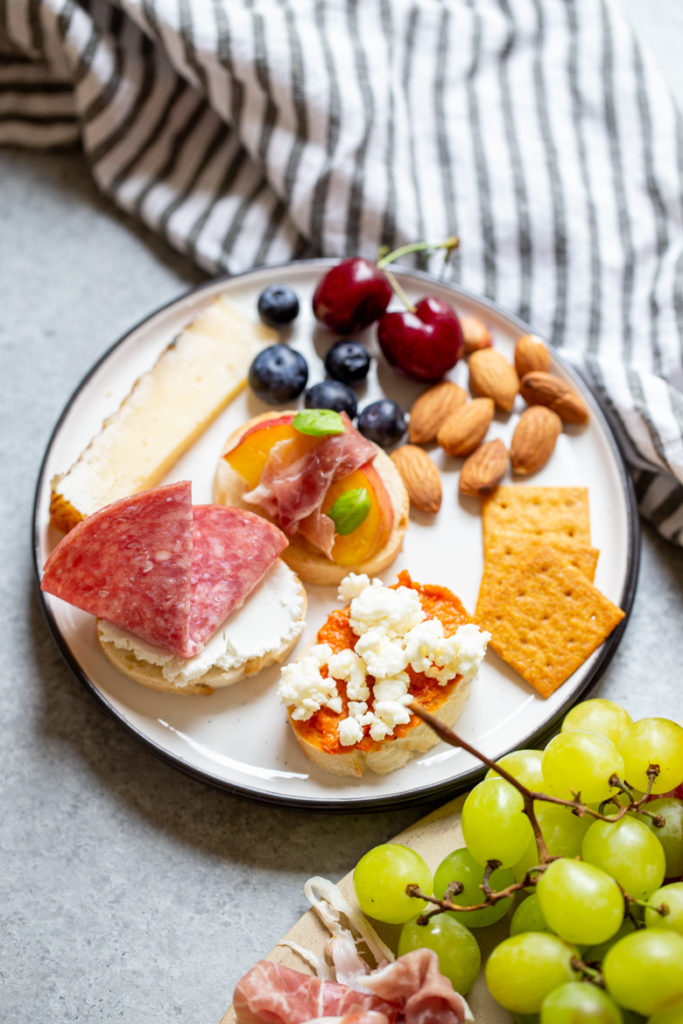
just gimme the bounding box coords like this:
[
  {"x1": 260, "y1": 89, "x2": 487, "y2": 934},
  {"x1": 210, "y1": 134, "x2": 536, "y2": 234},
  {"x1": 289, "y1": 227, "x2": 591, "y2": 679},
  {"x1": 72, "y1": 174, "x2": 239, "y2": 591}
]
[
  {"x1": 328, "y1": 488, "x2": 371, "y2": 535},
  {"x1": 292, "y1": 409, "x2": 345, "y2": 436}
]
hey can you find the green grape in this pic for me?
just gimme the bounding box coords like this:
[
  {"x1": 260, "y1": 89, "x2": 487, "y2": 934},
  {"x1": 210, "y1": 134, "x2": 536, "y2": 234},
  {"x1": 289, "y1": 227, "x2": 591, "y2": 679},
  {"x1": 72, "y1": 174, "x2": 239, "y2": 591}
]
[
  {"x1": 461, "y1": 776, "x2": 535, "y2": 867},
  {"x1": 603, "y1": 929, "x2": 683, "y2": 1016},
  {"x1": 645, "y1": 883, "x2": 683, "y2": 936},
  {"x1": 618, "y1": 718, "x2": 683, "y2": 795},
  {"x1": 536, "y1": 858, "x2": 624, "y2": 945},
  {"x1": 352, "y1": 843, "x2": 432, "y2": 924},
  {"x1": 540, "y1": 980, "x2": 624, "y2": 1023},
  {"x1": 432, "y1": 847, "x2": 515, "y2": 927},
  {"x1": 561, "y1": 698, "x2": 633, "y2": 746},
  {"x1": 486, "y1": 749, "x2": 545, "y2": 790},
  {"x1": 514, "y1": 801, "x2": 593, "y2": 881},
  {"x1": 542, "y1": 730, "x2": 625, "y2": 804},
  {"x1": 397, "y1": 911, "x2": 481, "y2": 993},
  {"x1": 648, "y1": 1004, "x2": 683, "y2": 1024},
  {"x1": 509, "y1": 894, "x2": 551, "y2": 936},
  {"x1": 513, "y1": 1016, "x2": 540, "y2": 1024},
  {"x1": 583, "y1": 918, "x2": 637, "y2": 966},
  {"x1": 484, "y1": 932, "x2": 578, "y2": 1014},
  {"x1": 581, "y1": 816, "x2": 666, "y2": 900},
  {"x1": 644, "y1": 798, "x2": 683, "y2": 878}
]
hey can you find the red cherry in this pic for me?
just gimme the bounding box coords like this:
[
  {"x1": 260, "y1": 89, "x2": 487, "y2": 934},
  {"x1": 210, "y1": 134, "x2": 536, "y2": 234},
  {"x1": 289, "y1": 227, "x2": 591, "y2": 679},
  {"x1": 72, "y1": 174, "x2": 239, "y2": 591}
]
[
  {"x1": 312, "y1": 258, "x2": 393, "y2": 335},
  {"x1": 377, "y1": 296, "x2": 464, "y2": 382}
]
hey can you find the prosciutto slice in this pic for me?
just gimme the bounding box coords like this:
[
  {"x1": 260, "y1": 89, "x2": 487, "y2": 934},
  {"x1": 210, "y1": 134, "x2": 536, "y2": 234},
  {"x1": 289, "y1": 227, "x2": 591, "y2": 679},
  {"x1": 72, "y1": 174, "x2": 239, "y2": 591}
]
[
  {"x1": 243, "y1": 413, "x2": 377, "y2": 550},
  {"x1": 41, "y1": 481, "x2": 288, "y2": 658},
  {"x1": 360, "y1": 950, "x2": 472, "y2": 1024},
  {"x1": 232, "y1": 951, "x2": 471, "y2": 1024},
  {"x1": 232, "y1": 961, "x2": 398, "y2": 1024}
]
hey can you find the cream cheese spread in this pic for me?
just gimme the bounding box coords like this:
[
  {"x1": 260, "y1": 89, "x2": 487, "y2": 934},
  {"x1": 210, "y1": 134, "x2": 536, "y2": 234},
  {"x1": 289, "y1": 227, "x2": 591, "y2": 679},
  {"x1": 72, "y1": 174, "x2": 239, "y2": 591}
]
[{"x1": 98, "y1": 560, "x2": 304, "y2": 686}]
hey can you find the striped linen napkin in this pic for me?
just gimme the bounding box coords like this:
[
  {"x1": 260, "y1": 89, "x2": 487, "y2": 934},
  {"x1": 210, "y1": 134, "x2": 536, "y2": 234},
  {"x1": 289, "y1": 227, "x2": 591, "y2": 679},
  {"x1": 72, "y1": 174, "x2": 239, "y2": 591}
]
[{"x1": 2, "y1": 0, "x2": 682, "y2": 542}]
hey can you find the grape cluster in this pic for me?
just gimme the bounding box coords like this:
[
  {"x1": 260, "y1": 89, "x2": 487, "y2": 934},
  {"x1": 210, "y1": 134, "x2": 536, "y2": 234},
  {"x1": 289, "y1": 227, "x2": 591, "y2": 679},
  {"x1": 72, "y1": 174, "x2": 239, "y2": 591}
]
[{"x1": 352, "y1": 699, "x2": 683, "y2": 1022}]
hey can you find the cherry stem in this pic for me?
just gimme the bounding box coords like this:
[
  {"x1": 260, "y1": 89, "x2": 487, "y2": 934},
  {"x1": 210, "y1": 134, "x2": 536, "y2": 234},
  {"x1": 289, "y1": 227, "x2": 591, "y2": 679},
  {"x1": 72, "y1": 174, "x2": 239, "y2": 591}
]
[
  {"x1": 376, "y1": 237, "x2": 460, "y2": 315},
  {"x1": 376, "y1": 236, "x2": 459, "y2": 269}
]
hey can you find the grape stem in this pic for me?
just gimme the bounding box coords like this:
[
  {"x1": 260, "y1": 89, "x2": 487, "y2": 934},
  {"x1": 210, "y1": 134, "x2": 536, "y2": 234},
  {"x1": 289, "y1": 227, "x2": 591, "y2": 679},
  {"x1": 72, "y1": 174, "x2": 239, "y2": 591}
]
[
  {"x1": 409, "y1": 703, "x2": 663, "y2": 864},
  {"x1": 570, "y1": 957, "x2": 606, "y2": 989},
  {"x1": 407, "y1": 862, "x2": 551, "y2": 925}
]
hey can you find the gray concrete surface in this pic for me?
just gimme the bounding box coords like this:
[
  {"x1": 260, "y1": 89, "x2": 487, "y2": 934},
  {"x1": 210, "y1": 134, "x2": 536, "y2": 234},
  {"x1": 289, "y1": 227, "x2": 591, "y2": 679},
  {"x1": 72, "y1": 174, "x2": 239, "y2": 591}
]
[{"x1": 2, "y1": 3, "x2": 682, "y2": 1022}]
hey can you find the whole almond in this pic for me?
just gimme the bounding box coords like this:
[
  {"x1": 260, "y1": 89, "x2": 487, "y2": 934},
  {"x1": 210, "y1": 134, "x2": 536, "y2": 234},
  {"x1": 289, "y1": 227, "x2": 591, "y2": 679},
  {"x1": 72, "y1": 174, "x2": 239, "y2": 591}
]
[
  {"x1": 437, "y1": 398, "x2": 495, "y2": 457},
  {"x1": 520, "y1": 371, "x2": 589, "y2": 424},
  {"x1": 468, "y1": 348, "x2": 519, "y2": 413},
  {"x1": 409, "y1": 380, "x2": 468, "y2": 444},
  {"x1": 510, "y1": 406, "x2": 563, "y2": 474},
  {"x1": 390, "y1": 445, "x2": 442, "y2": 513},
  {"x1": 460, "y1": 315, "x2": 493, "y2": 355},
  {"x1": 514, "y1": 333, "x2": 551, "y2": 377},
  {"x1": 459, "y1": 439, "x2": 509, "y2": 497}
]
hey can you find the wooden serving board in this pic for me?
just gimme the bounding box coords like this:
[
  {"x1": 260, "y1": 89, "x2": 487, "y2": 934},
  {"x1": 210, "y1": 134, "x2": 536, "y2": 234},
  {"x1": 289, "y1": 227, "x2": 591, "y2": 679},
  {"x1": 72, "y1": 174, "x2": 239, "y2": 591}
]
[{"x1": 221, "y1": 794, "x2": 512, "y2": 1023}]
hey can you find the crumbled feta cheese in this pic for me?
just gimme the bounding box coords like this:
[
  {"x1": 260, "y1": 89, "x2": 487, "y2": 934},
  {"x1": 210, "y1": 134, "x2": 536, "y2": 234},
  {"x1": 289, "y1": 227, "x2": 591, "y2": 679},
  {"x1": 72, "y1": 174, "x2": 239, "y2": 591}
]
[
  {"x1": 278, "y1": 643, "x2": 342, "y2": 721},
  {"x1": 328, "y1": 648, "x2": 369, "y2": 701},
  {"x1": 338, "y1": 716, "x2": 365, "y2": 746},
  {"x1": 372, "y1": 676, "x2": 411, "y2": 704},
  {"x1": 337, "y1": 573, "x2": 373, "y2": 603},
  {"x1": 278, "y1": 576, "x2": 489, "y2": 743},
  {"x1": 353, "y1": 629, "x2": 408, "y2": 679},
  {"x1": 451, "y1": 622, "x2": 492, "y2": 678},
  {"x1": 349, "y1": 583, "x2": 424, "y2": 639}
]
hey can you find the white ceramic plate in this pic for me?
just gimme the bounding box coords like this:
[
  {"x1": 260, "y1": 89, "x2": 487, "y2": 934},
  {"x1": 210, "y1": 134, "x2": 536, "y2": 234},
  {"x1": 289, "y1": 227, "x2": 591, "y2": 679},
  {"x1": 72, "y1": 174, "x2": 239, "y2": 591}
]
[{"x1": 33, "y1": 261, "x2": 639, "y2": 809}]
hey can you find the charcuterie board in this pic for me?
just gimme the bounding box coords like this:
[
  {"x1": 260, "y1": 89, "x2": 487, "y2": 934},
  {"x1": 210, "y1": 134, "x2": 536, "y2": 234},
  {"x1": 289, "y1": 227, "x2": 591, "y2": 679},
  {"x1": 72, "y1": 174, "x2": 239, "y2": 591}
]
[{"x1": 33, "y1": 260, "x2": 639, "y2": 809}]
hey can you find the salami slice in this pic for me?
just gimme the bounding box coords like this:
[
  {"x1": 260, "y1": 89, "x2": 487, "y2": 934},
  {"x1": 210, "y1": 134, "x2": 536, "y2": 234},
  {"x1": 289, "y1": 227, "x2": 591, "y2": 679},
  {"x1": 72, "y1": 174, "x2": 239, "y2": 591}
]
[
  {"x1": 41, "y1": 483, "x2": 289, "y2": 659},
  {"x1": 187, "y1": 505, "x2": 288, "y2": 656},
  {"x1": 41, "y1": 481, "x2": 194, "y2": 655}
]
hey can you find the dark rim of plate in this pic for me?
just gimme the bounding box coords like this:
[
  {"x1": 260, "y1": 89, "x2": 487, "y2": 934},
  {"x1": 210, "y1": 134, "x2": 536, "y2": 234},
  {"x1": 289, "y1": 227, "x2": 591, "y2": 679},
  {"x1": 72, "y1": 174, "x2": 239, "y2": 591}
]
[{"x1": 32, "y1": 259, "x2": 641, "y2": 812}]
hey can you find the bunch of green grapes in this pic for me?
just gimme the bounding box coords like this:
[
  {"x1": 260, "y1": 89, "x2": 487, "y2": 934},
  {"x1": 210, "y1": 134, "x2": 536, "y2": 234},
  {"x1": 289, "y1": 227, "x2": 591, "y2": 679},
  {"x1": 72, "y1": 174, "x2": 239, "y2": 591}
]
[{"x1": 352, "y1": 700, "x2": 683, "y2": 1022}]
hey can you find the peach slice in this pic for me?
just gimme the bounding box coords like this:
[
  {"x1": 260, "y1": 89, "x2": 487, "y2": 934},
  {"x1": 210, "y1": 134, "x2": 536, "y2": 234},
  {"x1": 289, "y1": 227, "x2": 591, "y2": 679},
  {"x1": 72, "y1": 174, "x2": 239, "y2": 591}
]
[{"x1": 323, "y1": 464, "x2": 393, "y2": 566}]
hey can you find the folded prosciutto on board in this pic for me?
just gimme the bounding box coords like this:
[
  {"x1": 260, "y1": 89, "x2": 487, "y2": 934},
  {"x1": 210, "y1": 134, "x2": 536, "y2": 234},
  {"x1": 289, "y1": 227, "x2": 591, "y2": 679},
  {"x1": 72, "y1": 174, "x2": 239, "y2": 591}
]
[
  {"x1": 213, "y1": 410, "x2": 410, "y2": 586},
  {"x1": 41, "y1": 480, "x2": 307, "y2": 695},
  {"x1": 232, "y1": 950, "x2": 472, "y2": 1024},
  {"x1": 231, "y1": 877, "x2": 472, "y2": 1024}
]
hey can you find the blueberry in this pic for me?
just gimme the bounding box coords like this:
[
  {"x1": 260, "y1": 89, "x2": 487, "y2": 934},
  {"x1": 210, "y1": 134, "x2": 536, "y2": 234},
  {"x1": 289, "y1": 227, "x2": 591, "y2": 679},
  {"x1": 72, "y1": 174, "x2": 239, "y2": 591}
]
[
  {"x1": 357, "y1": 399, "x2": 406, "y2": 448},
  {"x1": 305, "y1": 380, "x2": 358, "y2": 419},
  {"x1": 257, "y1": 285, "x2": 300, "y2": 326},
  {"x1": 249, "y1": 345, "x2": 308, "y2": 404},
  {"x1": 324, "y1": 339, "x2": 371, "y2": 385}
]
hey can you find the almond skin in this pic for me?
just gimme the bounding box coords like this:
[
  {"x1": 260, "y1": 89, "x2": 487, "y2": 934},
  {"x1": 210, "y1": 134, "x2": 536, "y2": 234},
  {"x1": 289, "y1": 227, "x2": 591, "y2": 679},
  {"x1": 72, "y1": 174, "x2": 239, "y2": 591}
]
[
  {"x1": 510, "y1": 406, "x2": 563, "y2": 474},
  {"x1": 460, "y1": 315, "x2": 493, "y2": 355},
  {"x1": 459, "y1": 439, "x2": 509, "y2": 497},
  {"x1": 390, "y1": 445, "x2": 442, "y2": 513},
  {"x1": 437, "y1": 398, "x2": 495, "y2": 457},
  {"x1": 520, "y1": 371, "x2": 589, "y2": 425},
  {"x1": 408, "y1": 380, "x2": 468, "y2": 444},
  {"x1": 468, "y1": 348, "x2": 519, "y2": 413},
  {"x1": 514, "y1": 333, "x2": 551, "y2": 378}
]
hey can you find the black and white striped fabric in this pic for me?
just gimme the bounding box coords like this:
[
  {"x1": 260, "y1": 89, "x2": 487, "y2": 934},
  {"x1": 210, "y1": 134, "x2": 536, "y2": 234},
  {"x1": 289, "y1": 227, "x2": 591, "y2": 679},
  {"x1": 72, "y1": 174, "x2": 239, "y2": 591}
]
[{"x1": 2, "y1": 0, "x2": 682, "y2": 541}]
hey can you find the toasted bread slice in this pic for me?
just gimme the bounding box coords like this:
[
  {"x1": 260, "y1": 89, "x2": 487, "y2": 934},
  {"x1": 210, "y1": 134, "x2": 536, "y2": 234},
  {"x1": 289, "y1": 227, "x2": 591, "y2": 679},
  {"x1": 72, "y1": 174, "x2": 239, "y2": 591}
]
[
  {"x1": 289, "y1": 674, "x2": 471, "y2": 777},
  {"x1": 96, "y1": 560, "x2": 307, "y2": 696},
  {"x1": 213, "y1": 412, "x2": 410, "y2": 586}
]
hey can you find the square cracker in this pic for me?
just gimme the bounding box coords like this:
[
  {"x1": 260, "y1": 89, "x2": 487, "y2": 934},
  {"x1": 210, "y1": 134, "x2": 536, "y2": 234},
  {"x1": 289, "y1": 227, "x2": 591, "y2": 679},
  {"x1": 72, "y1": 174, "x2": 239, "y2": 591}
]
[
  {"x1": 475, "y1": 545, "x2": 625, "y2": 699},
  {"x1": 480, "y1": 534, "x2": 600, "y2": 598},
  {"x1": 482, "y1": 486, "x2": 591, "y2": 549}
]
